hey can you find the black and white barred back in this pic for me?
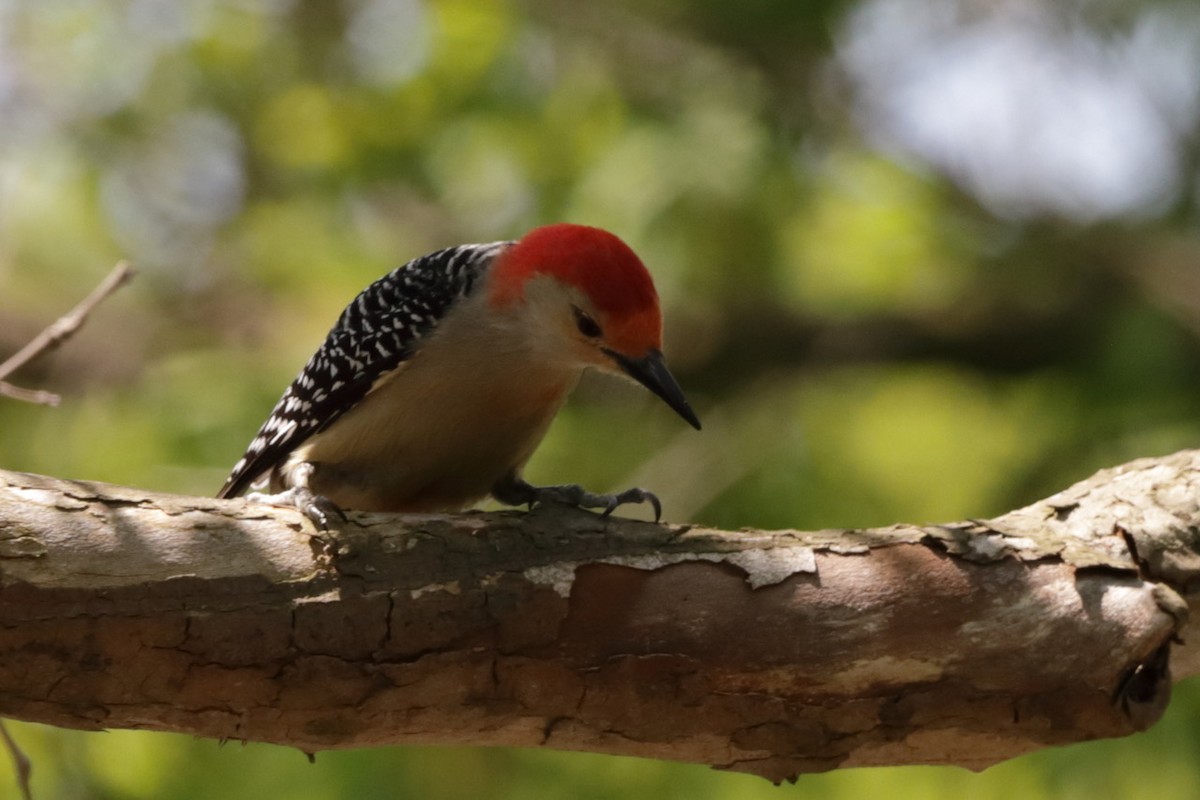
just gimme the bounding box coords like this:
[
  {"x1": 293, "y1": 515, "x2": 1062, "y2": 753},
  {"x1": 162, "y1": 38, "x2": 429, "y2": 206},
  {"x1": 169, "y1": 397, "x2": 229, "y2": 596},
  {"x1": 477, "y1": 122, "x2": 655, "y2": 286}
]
[{"x1": 217, "y1": 240, "x2": 512, "y2": 500}]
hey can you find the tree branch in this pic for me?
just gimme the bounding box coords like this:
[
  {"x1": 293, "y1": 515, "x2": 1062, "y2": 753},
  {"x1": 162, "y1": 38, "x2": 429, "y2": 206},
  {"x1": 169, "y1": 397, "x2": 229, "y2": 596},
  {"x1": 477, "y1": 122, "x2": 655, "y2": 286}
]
[
  {"x1": 0, "y1": 261, "x2": 135, "y2": 405},
  {"x1": 0, "y1": 452, "x2": 1197, "y2": 782}
]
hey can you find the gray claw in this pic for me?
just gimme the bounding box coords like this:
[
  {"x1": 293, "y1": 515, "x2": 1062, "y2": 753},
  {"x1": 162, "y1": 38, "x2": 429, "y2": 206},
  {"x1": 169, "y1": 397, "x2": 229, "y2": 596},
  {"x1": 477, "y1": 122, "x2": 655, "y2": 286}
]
[
  {"x1": 492, "y1": 474, "x2": 665, "y2": 521},
  {"x1": 600, "y1": 488, "x2": 662, "y2": 522},
  {"x1": 301, "y1": 493, "x2": 346, "y2": 531},
  {"x1": 245, "y1": 486, "x2": 346, "y2": 530}
]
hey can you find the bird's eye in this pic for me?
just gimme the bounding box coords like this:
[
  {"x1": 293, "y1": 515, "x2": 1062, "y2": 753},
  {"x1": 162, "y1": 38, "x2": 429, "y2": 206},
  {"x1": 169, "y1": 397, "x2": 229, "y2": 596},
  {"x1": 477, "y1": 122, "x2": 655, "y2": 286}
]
[{"x1": 572, "y1": 306, "x2": 603, "y2": 339}]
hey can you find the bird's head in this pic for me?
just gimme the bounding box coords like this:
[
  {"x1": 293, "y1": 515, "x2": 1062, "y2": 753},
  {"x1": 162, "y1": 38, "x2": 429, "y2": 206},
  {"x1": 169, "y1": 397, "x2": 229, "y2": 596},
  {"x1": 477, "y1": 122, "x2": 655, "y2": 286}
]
[{"x1": 489, "y1": 223, "x2": 701, "y2": 430}]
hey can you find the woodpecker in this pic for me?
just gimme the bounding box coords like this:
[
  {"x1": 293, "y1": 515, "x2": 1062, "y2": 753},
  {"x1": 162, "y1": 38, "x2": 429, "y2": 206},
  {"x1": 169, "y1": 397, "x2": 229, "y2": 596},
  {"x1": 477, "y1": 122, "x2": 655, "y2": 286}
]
[{"x1": 218, "y1": 223, "x2": 701, "y2": 528}]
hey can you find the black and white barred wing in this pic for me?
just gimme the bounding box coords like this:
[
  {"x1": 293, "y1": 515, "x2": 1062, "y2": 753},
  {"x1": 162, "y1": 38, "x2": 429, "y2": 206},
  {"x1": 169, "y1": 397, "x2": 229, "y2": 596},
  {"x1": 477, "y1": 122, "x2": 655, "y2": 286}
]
[{"x1": 217, "y1": 241, "x2": 509, "y2": 499}]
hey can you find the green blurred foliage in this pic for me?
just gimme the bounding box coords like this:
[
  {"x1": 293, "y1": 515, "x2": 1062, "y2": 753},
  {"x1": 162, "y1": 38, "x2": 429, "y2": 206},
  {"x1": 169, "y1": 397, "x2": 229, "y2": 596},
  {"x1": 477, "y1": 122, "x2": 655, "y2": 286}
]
[{"x1": 2, "y1": 0, "x2": 1200, "y2": 797}]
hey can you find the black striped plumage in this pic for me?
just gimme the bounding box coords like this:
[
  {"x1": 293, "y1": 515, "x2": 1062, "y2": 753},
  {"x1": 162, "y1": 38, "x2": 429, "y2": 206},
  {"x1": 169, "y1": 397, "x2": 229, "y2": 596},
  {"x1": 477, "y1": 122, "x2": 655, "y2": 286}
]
[{"x1": 217, "y1": 240, "x2": 510, "y2": 500}]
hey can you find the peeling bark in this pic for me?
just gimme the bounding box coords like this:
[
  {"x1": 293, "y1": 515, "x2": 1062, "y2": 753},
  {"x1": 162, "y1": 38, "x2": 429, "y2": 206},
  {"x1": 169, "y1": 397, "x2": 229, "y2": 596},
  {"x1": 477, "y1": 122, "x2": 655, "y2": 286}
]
[{"x1": 0, "y1": 452, "x2": 1198, "y2": 782}]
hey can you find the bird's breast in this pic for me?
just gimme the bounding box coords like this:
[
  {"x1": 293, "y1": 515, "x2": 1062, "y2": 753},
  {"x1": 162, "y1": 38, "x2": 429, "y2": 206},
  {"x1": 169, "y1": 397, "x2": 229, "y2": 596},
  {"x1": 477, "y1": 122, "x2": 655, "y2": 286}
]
[{"x1": 290, "y1": 345, "x2": 577, "y2": 512}]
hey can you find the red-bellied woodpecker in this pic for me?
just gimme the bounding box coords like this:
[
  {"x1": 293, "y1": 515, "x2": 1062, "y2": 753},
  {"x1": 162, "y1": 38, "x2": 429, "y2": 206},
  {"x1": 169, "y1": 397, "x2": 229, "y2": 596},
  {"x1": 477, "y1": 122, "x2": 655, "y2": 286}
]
[{"x1": 217, "y1": 223, "x2": 701, "y2": 528}]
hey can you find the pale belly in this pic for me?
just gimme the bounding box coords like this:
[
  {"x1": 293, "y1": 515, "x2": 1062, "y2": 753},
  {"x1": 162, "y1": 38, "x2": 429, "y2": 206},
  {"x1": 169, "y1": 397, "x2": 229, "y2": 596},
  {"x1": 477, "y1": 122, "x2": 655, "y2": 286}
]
[{"x1": 281, "y1": 357, "x2": 577, "y2": 513}]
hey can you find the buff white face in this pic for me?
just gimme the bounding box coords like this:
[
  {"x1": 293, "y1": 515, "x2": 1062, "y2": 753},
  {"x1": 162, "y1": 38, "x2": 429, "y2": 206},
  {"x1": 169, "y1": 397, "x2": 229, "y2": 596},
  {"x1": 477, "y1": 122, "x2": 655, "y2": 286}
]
[
  {"x1": 487, "y1": 225, "x2": 700, "y2": 429},
  {"x1": 503, "y1": 274, "x2": 644, "y2": 375}
]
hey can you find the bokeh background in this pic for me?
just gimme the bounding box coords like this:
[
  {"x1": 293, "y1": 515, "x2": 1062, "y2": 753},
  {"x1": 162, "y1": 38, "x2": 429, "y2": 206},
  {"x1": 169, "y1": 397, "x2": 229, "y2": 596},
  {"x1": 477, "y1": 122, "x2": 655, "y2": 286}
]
[{"x1": 2, "y1": 0, "x2": 1200, "y2": 797}]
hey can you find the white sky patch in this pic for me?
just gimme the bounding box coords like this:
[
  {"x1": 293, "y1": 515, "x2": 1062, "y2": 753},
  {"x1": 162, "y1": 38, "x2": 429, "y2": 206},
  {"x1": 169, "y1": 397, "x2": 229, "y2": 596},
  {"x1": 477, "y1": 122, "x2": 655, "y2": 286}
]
[
  {"x1": 347, "y1": 0, "x2": 431, "y2": 85},
  {"x1": 837, "y1": 0, "x2": 1200, "y2": 221}
]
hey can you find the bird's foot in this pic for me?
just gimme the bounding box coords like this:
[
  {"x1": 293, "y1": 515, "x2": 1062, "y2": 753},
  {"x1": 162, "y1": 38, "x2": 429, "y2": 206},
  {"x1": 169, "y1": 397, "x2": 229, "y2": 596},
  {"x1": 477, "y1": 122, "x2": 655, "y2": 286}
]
[
  {"x1": 493, "y1": 475, "x2": 662, "y2": 522},
  {"x1": 244, "y1": 487, "x2": 347, "y2": 530}
]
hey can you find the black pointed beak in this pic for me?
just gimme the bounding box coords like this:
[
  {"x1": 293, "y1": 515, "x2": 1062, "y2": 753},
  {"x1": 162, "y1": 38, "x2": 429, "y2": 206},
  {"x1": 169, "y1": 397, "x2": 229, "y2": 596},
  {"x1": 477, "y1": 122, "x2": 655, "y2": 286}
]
[{"x1": 604, "y1": 348, "x2": 702, "y2": 431}]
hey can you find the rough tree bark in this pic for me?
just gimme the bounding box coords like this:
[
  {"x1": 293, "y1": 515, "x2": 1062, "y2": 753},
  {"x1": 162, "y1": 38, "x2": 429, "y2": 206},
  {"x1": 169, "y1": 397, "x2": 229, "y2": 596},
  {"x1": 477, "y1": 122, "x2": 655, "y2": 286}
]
[{"x1": 0, "y1": 451, "x2": 1197, "y2": 783}]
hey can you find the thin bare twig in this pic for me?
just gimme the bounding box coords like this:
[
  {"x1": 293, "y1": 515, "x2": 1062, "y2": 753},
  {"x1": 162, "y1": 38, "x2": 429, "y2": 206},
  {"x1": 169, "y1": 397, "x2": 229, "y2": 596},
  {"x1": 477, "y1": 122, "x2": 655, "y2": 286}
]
[
  {"x1": 0, "y1": 262, "x2": 135, "y2": 404},
  {"x1": 0, "y1": 382, "x2": 60, "y2": 407},
  {"x1": 0, "y1": 722, "x2": 32, "y2": 800},
  {"x1": 0, "y1": 262, "x2": 134, "y2": 793}
]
